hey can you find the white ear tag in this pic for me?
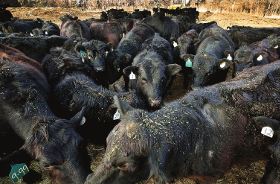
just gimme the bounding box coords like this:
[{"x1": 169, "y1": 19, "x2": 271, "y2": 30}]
[
  {"x1": 257, "y1": 55, "x2": 263, "y2": 61},
  {"x1": 80, "y1": 116, "x2": 86, "y2": 125},
  {"x1": 227, "y1": 54, "x2": 232, "y2": 61},
  {"x1": 82, "y1": 57, "x2": 85, "y2": 63},
  {"x1": 220, "y1": 62, "x2": 226, "y2": 69},
  {"x1": 30, "y1": 33, "x2": 34, "y2": 37},
  {"x1": 129, "y1": 72, "x2": 136, "y2": 80},
  {"x1": 261, "y1": 126, "x2": 274, "y2": 138},
  {"x1": 113, "y1": 110, "x2": 120, "y2": 120},
  {"x1": 274, "y1": 45, "x2": 278, "y2": 49},
  {"x1": 105, "y1": 51, "x2": 108, "y2": 56},
  {"x1": 173, "y1": 41, "x2": 178, "y2": 47},
  {"x1": 45, "y1": 31, "x2": 48, "y2": 35}
]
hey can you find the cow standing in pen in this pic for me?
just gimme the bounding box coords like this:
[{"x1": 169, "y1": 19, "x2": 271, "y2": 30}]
[{"x1": 86, "y1": 60, "x2": 280, "y2": 184}]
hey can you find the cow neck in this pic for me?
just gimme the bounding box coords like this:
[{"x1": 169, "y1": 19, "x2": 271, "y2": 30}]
[{"x1": 12, "y1": 92, "x2": 56, "y2": 141}]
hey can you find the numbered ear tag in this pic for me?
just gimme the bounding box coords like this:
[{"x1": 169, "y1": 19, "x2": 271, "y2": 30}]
[
  {"x1": 9, "y1": 163, "x2": 29, "y2": 183},
  {"x1": 227, "y1": 54, "x2": 233, "y2": 61},
  {"x1": 129, "y1": 72, "x2": 136, "y2": 80},
  {"x1": 261, "y1": 126, "x2": 274, "y2": 138},
  {"x1": 113, "y1": 110, "x2": 120, "y2": 120},
  {"x1": 79, "y1": 50, "x2": 86, "y2": 58},
  {"x1": 185, "y1": 59, "x2": 192, "y2": 67}
]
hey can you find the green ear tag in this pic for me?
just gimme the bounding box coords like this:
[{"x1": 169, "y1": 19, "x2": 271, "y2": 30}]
[
  {"x1": 185, "y1": 59, "x2": 192, "y2": 67},
  {"x1": 9, "y1": 163, "x2": 29, "y2": 183},
  {"x1": 79, "y1": 50, "x2": 86, "y2": 58}
]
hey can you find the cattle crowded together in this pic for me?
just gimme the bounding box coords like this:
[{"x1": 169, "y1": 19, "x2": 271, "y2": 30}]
[{"x1": 1, "y1": 4, "x2": 280, "y2": 184}]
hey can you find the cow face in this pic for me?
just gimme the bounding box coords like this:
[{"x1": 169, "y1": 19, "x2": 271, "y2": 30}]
[
  {"x1": 192, "y1": 53, "x2": 232, "y2": 88},
  {"x1": 22, "y1": 108, "x2": 91, "y2": 184},
  {"x1": 124, "y1": 58, "x2": 181, "y2": 108},
  {"x1": 85, "y1": 96, "x2": 150, "y2": 184},
  {"x1": 82, "y1": 41, "x2": 112, "y2": 73},
  {"x1": 234, "y1": 46, "x2": 269, "y2": 76}
]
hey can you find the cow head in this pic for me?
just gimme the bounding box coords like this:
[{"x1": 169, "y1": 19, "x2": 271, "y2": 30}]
[
  {"x1": 191, "y1": 52, "x2": 233, "y2": 88},
  {"x1": 22, "y1": 107, "x2": 91, "y2": 184},
  {"x1": 233, "y1": 46, "x2": 269, "y2": 76},
  {"x1": 123, "y1": 58, "x2": 181, "y2": 108},
  {"x1": 85, "y1": 96, "x2": 151, "y2": 184},
  {"x1": 82, "y1": 40, "x2": 112, "y2": 73}
]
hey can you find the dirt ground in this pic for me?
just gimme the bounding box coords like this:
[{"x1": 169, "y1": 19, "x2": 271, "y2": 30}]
[{"x1": 1, "y1": 6, "x2": 280, "y2": 184}]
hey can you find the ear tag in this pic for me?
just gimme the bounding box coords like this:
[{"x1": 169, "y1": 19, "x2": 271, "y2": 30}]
[
  {"x1": 173, "y1": 41, "x2": 178, "y2": 47},
  {"x1": 257, "y1": 55, "x2": 263, "y2": 61},
  {"x1": 185, "y1": 59, "x2": 192, "y2": 67},
  {"x1": 274, "y1": 45, "x2": 278, "y2": 49},
  {"x1": 261, "y1": 126, "x2": 274, "y2": 138},
  {"x1": 45, "y1": 31, "x2": 48, "y2": 35},
  {"x1": 79, "y1": 50, "x2": 86, "y2": 58},
  {"x1": 80, "y1": 116, "x2": 86, "y2": 125},
  {"x1": 30, "y1": 33, "x2": 34, "y2": 37},
  {"x1": 129, "y1": 72, "x2": 136, "y2": 80},
  {"x1": 38, "y1": 21, "x2": 41, "y2": 23},
  {"x1": 113, "y1": 110, "x2": 120, "y2": 120},
  {"x1": 9, "y1": 163, "x2": 29, "y2": 183},
  {"x1": 220, "y1": 62, "x2": 226, "y2": 69},
  {"x1": 227, "y1": 54, "x2": 233, "y2": 61},
  {"x1": 105, "y1": 51, "x2": 109, "y2": 57}
]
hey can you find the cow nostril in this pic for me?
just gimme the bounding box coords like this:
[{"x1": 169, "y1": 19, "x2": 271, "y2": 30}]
[{"x1": 150, "y1": 99, "x2": 161, "y2": 107}]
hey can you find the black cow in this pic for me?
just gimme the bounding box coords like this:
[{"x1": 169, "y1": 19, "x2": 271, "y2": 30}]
[
  {"x1": 63, "y1": 36, "x2": 112, "y2": 87},
  {"x1": 0, "y1": 5, "x2": 13, "y2": 22},
  {"x1": 42, "y1": 47, "x2": 148, "y2": 144},
  {"x1": 186, "y1": 24, "x2": 235, "y2": 88},
  {"x1": 86, "y1": 60, "x2": 280, "y2": 184},
  {"x1": 173, "y1": 29, "x2": 198, "y2": 88},
  {"x1": 227, "y1": 25, "x2": 280, "y2": 48},
  {"x1": 142, "y1": 12, "x2": 180, "y2": 42},
  {"x1": 0, "y1": 43, "x2": 91, "y2": 184},
  {"x1": 233, "y1": 37, "x2": 280, "y2": 76},
  {"x1": 123, "y1": 33, "x2": 181, "y2": 108},
  {"x1": 106, "y1": 23, "x2": 155, "y2": 84},
  {"x1": 60, "y1": 15, "x2": 91, "y2": 40},
  {"x1": 0, "y1": 35, "x2": 68, "y2": 62},
  {"x1": 31, "y1": 20, "x2": 60, "y2": 37},
  {"x1": 2, "y1": 18, "x2": 44, "y2": 34}
]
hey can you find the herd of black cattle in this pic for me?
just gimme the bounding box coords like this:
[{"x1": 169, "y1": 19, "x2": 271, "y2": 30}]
[{"x1": 1, "y1": 5, "x2": 280, "y2": 184}]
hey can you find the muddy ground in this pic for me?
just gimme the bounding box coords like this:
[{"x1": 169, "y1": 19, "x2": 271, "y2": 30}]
[{"x1": 1, "y1": 6, "x2": 280, "y2": 184}]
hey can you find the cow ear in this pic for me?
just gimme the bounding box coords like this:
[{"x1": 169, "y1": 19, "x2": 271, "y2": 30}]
[
  {"x1": 254, "y1": 52, "x2": 268, "y2": 62},
  {"x1": 218, "y1": 59, "x2": 232, "y2": 70},
  {"x1": 253, "y1": 116, "x2": 280, "y2": 132},
  {"x1": 69, "y1": 106, "x2": 87, "y2": 127},
  {"x1": 113, "y1": 95, "x2": 134, "y2": 118},
  {"x1": 123, "y1": 66, "x2": 139, "y2": 77},
  {"x1": 166, "y1": 64, "x2": 182, "y2": 77}
]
